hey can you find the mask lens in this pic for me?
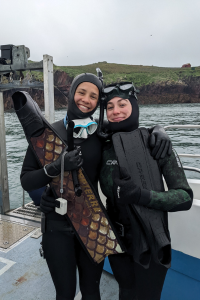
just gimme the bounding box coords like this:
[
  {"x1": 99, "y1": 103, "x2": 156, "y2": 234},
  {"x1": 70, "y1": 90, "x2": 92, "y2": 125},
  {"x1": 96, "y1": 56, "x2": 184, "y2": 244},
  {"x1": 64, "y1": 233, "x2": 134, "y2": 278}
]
[
  {"x1": 103, "y1": 86, "x2": 115, "y2": 93},
  {"x1": 120, "y1": 83, "x2": 133, "y2": 90},
  {"x1": 86, "y1": 123, "x2": 98, "y2": 135}
]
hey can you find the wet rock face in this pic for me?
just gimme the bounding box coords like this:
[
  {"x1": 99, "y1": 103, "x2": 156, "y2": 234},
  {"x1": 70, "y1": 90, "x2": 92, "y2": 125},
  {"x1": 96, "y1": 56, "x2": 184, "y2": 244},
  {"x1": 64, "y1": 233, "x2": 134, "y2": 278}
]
[
  {"x1": 138, "y1": 77, "x2": 200, "y2": 104},
  {"x1": 54, "y1": 70, "x2": 73, "y2": 87},
  {"x1": 3, "y1": 88, "x2": 69, "y2": 111},
  {"x1": 2, "y1": 72, "x2": 200, "y2": 110},
  {"x1": 3, "y1": 71, "x2": 73, "y2": 111}
]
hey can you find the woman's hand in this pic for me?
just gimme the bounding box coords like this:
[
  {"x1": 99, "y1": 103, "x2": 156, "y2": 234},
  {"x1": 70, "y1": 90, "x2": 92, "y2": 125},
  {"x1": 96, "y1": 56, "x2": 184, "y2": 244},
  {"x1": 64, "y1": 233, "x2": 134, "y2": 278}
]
[
  {"x1": 149, "y1": 125, "x2": 172, "y2": 159},
  {"x1": 113, "y1": 167, "x2": 151, "y2": 206},
  {"x1": 45, "y1": 147, "x2": 83, "y2": 177},
  {"x1": 113, "y1": 167, "x2": 141, "y2": 205},
  {"x1": 40, "y1": 186, "x2": 60, "y2": 214}
]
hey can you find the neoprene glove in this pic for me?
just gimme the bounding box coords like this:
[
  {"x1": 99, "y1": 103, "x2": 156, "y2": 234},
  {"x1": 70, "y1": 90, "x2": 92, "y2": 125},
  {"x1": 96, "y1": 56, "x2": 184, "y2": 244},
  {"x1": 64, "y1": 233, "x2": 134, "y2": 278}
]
[
  {"x1": 149, "y1": 125, "x2": 172, "y2": 160},
  {"x1": 113, "y1": 167, "x2": 150, "y2": 206},
  {"x1": 40, "y1": 186, "x2": 59, "y2": 214},
  {"x1": 45, "y1": 147, "x2": 83, "y2": 177}
]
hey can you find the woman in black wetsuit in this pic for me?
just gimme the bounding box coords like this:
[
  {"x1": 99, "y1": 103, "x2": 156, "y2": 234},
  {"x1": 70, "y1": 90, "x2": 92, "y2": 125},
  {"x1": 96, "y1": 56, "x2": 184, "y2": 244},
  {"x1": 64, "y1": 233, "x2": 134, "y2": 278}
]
[
  {"x1": 99, "y1": 82, "x2": 193, "y2": 300},
  {"x1": 20, "y1": 74, "x2": 173, "y2": 300},
  {"x1": 21, "y1": 73, "x2": 105, "y2": 300}
]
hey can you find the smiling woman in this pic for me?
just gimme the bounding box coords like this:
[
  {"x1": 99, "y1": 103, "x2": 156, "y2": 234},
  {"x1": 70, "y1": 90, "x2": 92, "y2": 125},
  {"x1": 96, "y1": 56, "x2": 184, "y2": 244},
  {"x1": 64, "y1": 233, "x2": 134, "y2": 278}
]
[
  {"x1": 99, "y1": 82, "x2": 193, "y2": 300},
  {"x1": 74, "y1": 82, "x2": 99, "y2": 113},
  {"x1": 19, "y1": 73, "x2": 105, "y2": 300},
  {"x1": 107, "y1": 97, "x2": 132, "y2": 122}
]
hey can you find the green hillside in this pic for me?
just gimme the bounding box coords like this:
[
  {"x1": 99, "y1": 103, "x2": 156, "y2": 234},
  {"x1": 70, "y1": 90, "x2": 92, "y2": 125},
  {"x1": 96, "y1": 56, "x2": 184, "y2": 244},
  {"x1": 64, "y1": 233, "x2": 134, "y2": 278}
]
[{"x1": 28, "y1": 61, "x2": 200, "y2": 87}]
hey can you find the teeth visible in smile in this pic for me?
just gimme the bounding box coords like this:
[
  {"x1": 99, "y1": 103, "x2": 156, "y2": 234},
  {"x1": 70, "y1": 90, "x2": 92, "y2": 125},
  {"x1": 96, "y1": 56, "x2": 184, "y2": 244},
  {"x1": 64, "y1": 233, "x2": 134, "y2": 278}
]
[{"x1": 79, "y1": 105, "x2": 89, "y2": 110}]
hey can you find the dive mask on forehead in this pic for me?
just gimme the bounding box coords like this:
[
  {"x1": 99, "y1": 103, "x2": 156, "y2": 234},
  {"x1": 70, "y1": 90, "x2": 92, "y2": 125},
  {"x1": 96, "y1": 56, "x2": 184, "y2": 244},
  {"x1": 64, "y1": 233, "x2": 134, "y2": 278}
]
[
  {"x1": 104, "y1": 82, "x2": 134, "y2": 94},
  {"x1": 103, "y1": 82, "x2": 138, "y2": 104}
]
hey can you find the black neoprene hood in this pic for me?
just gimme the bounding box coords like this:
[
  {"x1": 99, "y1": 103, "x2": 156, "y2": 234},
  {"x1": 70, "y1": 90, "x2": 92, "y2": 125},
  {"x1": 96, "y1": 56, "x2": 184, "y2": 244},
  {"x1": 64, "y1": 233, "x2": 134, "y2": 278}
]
[{"x1": 67, "y1": 73, "x2": 103, "y2": 120}]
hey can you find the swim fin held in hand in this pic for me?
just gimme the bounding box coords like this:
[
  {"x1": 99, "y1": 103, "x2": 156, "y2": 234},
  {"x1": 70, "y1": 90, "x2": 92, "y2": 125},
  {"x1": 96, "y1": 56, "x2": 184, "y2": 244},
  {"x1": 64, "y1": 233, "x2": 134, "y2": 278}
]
[{"x1": 112, "y1": 128, "x2": 171, "y2": 269}]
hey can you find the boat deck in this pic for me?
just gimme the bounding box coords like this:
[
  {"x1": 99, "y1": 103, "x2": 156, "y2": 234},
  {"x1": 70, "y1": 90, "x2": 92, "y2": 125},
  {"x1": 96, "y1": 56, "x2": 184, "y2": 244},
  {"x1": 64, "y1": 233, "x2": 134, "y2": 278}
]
[
  {"x1": 0, "y1": 214, "x2": 119, "y2": 300},
  {"x1": 1, "y1": 212, "x2": 200, "y2": 300},
  {"x1": 1, "y1": 181, "x2": 200, "y2": 300}
]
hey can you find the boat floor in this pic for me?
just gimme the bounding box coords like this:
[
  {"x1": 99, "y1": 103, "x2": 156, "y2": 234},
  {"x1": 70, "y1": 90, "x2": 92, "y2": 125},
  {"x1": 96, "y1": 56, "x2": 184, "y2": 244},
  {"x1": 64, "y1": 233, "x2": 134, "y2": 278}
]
[{"x1": 0, "y1": 214, "x2": 118, "y2": 300}]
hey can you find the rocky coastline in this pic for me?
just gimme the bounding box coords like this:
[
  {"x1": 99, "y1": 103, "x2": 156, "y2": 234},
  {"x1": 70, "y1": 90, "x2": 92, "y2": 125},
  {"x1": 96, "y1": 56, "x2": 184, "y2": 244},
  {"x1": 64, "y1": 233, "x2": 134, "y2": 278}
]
[{"x1": 3, "y1": 70, "x2": 200, "y2": 111}]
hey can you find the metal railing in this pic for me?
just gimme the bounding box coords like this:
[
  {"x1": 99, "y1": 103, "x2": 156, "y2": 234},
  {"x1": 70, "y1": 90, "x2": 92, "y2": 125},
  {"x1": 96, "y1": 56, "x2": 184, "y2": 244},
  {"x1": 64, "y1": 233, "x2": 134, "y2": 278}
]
[
  {"x1": 183, "y1": 166, "x2": 200, "y2": 174},
  {"x1": 164, "y1": 125, "x2": 200, "y2": 130},
  {"x1": 0, "y1": 92, "x2": 10, "y2": 214},
  {"x1": 0, "y1": 54, "x2": 54, "y2": 214},
  {"x1": 164, "y1": 125, "x2": 200, "y2": 159},
  {"x1": 179, "y1": 154, "x2": 200, "y2": 158}
]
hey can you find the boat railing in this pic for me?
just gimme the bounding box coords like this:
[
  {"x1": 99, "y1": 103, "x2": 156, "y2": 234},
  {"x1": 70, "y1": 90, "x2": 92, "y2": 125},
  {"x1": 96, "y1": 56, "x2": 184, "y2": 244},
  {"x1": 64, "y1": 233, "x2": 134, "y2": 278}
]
[
  {"x1": 164, "y1": 124, "x2": 200, "y2": 175},
  {"x1": 164, "y1": 125, "x2": 200, "y2": 129},
  {"x1": 0, "y1": 53, "x2": 55, "y2": 215},
  {"x1": 164, "y1": 124, "x2": 200, "y2": 159},
  {"x1": 179, "y1": 154, "x2": 200, "y2": 158},
  {"x1": 183, "y1": 166, "x2": 200, "y2": 174}
]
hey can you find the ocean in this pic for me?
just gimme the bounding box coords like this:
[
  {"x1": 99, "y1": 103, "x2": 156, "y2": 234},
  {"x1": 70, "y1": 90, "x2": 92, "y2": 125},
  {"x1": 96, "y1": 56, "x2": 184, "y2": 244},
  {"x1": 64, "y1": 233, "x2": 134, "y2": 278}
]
[{"x1": 4, "y1": 103, "x2": 200, "y2": 209}]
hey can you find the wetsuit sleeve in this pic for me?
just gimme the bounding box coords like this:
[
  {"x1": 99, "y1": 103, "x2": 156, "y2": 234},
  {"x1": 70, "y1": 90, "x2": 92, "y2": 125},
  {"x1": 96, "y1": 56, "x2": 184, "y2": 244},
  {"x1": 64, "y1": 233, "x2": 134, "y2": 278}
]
[
  {"x1": 146, "y1": 149, "x2": 193, "y2": 212},
  {"x1": 20, "y1": 145, "x2": 52, "y2": 191}
]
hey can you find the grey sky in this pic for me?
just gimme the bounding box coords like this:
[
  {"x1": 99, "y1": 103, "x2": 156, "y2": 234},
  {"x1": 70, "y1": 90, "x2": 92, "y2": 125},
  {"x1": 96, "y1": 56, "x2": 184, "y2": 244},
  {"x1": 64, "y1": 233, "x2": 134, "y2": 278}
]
[{"x1": 1, "y1": 0, "x2": 200, "y2": 68}]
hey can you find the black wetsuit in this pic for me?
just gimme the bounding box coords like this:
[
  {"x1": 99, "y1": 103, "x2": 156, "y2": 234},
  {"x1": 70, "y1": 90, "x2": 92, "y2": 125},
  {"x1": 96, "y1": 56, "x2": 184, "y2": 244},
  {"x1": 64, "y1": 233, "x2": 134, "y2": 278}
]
[
  {"x1": 20, "y1": 79, "x2": 174, "y2": 300},
  {"x1": 99, "y1": 140, "x2": 193, "y2": 300},
  {"x1": 21, "y1": 120, "x2": 104, "y2": 300}
]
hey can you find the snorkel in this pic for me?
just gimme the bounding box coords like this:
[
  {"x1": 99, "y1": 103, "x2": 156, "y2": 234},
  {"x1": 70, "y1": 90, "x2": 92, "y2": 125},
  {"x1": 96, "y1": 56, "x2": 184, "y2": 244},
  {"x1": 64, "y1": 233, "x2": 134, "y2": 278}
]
[{"x1": 96, "y1": 68, "x2": 111, "y2": 139}]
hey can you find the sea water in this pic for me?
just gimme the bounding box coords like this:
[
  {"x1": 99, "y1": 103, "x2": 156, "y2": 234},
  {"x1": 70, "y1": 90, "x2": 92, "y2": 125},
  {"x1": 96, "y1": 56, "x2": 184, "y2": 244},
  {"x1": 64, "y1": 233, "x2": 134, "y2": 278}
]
[{"x1": 4, "y1": 103, "x2": 200, "y2": 209}]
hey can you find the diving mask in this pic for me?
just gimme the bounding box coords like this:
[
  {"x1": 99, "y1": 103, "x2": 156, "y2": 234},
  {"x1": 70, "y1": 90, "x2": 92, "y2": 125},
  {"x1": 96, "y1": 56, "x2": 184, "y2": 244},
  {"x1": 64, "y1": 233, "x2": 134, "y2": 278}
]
[
  {"x1": 103, "y1": 82, "x2": 135, "y2": 94},
  {"x1": 103, "y1": 82, "x2": 138, "y2": 104},
  {"x1": 66, "y1": 117, "x2": 98, "y2": 139}
]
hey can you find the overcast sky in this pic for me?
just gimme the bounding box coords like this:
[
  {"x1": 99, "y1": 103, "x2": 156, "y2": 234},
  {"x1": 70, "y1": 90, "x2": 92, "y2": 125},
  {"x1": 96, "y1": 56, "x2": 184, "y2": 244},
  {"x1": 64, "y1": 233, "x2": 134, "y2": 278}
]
[{"x1": 1, "y1": 0, "x2": 200, "y2": 68}]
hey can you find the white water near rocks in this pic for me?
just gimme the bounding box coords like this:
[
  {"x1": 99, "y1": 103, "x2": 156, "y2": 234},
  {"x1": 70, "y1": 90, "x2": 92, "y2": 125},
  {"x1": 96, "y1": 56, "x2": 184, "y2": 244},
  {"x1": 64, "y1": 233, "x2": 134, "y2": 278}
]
[{"x1": 4, "y1": 103, "x2": 200, "y2": 209}]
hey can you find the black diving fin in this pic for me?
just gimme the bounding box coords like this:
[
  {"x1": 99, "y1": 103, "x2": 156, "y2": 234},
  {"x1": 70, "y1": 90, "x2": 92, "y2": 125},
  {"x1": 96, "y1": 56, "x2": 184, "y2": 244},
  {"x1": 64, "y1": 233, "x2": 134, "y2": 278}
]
[
  {"x1": 12, "y1": 91, "x2": 45, "y2": 138},
  {"x1": 112, "y1": 128, "x2": 171, "y2": 269},
  {"x1": 127, "y1": 205, "x2": 151, "y2": 269}
]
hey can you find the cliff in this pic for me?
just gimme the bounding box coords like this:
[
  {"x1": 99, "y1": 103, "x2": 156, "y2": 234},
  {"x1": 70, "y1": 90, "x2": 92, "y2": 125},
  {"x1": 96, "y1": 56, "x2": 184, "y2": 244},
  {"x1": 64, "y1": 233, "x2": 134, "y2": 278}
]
[
  {"x1": 3, "y1": 71, "x2": 73, "y2": 111},
  {"x1": 2, "y1": 64, "x2": 200, "y2": 110},
  {"x1": 138, "y1": 77, "x2": 200, "y2": 104}
]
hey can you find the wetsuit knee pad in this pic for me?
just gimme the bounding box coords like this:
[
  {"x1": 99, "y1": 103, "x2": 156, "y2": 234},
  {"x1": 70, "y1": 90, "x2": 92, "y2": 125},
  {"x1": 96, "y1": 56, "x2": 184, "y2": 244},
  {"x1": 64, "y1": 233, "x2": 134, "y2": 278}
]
[{"x1": 119, "y1": 287, "x2": 138, "y2": 300}]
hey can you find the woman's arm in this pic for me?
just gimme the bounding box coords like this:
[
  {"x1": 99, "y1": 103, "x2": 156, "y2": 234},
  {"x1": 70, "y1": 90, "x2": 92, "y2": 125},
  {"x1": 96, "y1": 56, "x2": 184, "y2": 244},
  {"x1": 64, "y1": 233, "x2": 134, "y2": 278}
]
[
  {"x1": 147, "y1": 149, "x2": 193, "y2": 212},
  {"x1": 20, "y1": 145, "x2": 52, "y2": 191},
  {"x1": 113, "y1": 149, "x2": 193, "y2": 212},
  {"x1": 21, "y1": 140, "x2": 83, "y2": 192}
]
